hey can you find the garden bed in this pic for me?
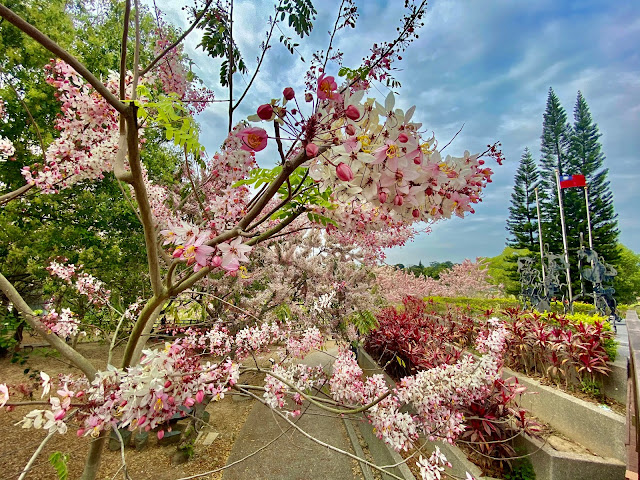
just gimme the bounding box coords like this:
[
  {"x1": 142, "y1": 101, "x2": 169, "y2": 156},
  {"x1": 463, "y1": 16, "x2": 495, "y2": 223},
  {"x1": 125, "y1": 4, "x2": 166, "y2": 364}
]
[
  {"x1": 357, "y1": 346, "x2": 626, "y2": 480},
  {"x1": 0, "y1": 337, "x2": 255, "y2": 479}
]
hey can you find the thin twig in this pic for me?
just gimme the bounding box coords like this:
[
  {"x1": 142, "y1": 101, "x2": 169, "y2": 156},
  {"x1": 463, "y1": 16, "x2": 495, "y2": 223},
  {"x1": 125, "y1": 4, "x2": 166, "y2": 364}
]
[{"x1": 140, "y1": 0, "x2": 215, "y2": 76}]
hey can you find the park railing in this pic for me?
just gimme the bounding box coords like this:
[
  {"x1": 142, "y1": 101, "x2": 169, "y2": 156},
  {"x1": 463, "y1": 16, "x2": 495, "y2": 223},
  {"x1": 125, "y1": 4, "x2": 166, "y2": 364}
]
[{"x1": 626, "y1": 309, "x2": 640, "y2": 480}]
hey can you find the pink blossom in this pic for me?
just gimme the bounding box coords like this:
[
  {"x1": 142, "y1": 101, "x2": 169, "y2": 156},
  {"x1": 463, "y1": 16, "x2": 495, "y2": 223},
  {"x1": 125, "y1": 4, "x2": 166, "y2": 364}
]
[
  {"x1": 306, "y1": 143, "x2": 319, "y2": 158},
  {"x1": 336, "y1": 163, "x2": 354, "y2": 182},
  {"x1": 218, "y1": 237, "x2": 252, "y2": 272},
  {"x1": 0, "y1": 384, "x2": 8, "y2": 408},
  {"x1": 317, "y1": 74, "x2": 338, "y2": 100},
  {"x1": 257, "y1": 104, "x2": 274, "y2": 120},
  {"x1": 236, "y1": 127, "x2": 268, "y2": 152},
  {"x1": 345, "y1": 104, "x2": 360, "y2": 120},
  {"x1": 283, "y1": 87, "x2": 295, "y2": 100}
]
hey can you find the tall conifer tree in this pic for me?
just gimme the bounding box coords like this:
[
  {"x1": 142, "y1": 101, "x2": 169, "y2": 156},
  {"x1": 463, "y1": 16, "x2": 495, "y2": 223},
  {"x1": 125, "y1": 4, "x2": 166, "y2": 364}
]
[
  {"x1": 567, "y1": 91, "x2": 619, "y2": 264},
  {"x1": 539, "y1": 87, "x2": 572, "y2": 256},
  {"x1": 506, "y1": 148, "x2": 540, "y2": 253}
]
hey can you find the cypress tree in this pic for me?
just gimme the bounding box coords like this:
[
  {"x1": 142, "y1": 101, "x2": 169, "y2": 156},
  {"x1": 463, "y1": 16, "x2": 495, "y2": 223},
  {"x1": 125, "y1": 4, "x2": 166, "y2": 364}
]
[{"x1": 506, "y1": 148, "x2": 540, "y2": 253}]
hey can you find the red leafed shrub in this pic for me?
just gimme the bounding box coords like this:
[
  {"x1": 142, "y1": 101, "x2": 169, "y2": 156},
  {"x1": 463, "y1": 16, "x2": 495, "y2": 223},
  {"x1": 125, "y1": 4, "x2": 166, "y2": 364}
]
[
  {"x1": 364, "y1": 296, "x2": 474, "y2": 378},
  {"x1": 459, "y1": 376, "x2": 540, "y2": 474},
  {"x1": 503, "y1": 311, "x2": 613, "y2": 389}
]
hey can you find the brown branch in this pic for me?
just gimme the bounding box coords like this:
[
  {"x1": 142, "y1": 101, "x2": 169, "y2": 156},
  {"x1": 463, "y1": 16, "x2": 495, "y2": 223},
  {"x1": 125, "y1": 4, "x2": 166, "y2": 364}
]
[
  {"x1": 232, "y1": 0, "x2": 282, "y2": 111},
  {"x1": 139, "y1": 0, "x2": 215, "y2": 77},
  {"x1": 0, "y1": 271, "x2": 97, "y2": 379},
  {"x1": 0, "y1": 183, "x2": 33, "y2": 205},
  {"x1": 0, "y1": 5, "x2": 126, "y2": 114}
]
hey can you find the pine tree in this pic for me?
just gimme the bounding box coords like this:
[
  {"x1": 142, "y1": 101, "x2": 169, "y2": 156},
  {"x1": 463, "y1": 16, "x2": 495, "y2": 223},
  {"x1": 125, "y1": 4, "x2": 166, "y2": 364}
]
[
  {"x1": 538, "y1": 87, "x2": 572, "y2": 257},
  {"x1": 506, "y1": 148, "x2": 540, "y2": 252},
  {"x1": 567, "y1": 91, "x2": 619, "y2": 265}
]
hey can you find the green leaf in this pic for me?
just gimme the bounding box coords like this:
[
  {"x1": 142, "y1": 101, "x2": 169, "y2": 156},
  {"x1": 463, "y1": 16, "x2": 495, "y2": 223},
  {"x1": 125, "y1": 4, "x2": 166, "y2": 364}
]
[{"x1": 49, "y1": 452, "x2": 69, "y2": 480}]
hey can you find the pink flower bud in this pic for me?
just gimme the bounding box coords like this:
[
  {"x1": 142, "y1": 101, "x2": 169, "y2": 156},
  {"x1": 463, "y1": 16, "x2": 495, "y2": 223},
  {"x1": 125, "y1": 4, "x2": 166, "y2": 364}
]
[
  {"x1": 345, "y1": 124, "x2": 356, "y2": 136},
  {"x1": 378, "y1": 191, "x2": 388, "y2": 204},
  {"x1": 305, "y1": 93, "x2": 313, "y2": 103},
  {"x1": 157, "y1": 430, "x2": 165, "y2": 440},
  {"x1": 336, "y1": 163, "x2": 354, "y2": 182},
  {"x1": 139, "y1": 415, "x2": 147, "y2": 425},
  {"x1": 257, "y1": 104, "x2": 273, "y2": 120},
  {"x1": 398, "y1": 133, "x2": 409, "y2": 143},
  {"x1": 394, "y1": 194, "x2": 404, "y2": 206},
  {"x1": 54, "y1": 410, "x2": 66, "y2": 421},
  {"x1": 164, "y1": 380, "x2": 172, "y2": 389},
  {"x1": 345, "y1": 105, "x2": 360, "y2": 120},
  {"x1": 196, "y1": 390, "x2": 205, "y2": 403},
  {"x1": 212, "y1": 256, "x2": 223, "y2": 267},
  {"x1": 77, "y1": 429, "x2": 85, "y2": 437},
  {"x1": 184, "y1": 397, "x2": 195, "y2": 407},
  {"x1": 414, "y1": 157, "x2": 421, "y2": 165},
  {"x1": 412, "y1": 209, "x2": 420, "y2": 218},
  {"x1": 305, "y1": 143, "x2": 319, "y2": 158},
  {"x1": 283, "y1": 87, "x2": 295, "y2": 100}
]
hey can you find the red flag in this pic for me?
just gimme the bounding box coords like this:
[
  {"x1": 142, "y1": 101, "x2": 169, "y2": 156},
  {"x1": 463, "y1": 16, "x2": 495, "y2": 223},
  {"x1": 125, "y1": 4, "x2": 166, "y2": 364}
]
[{"x1": 559, "y1": 174, "x2": 586, "y2": 189}]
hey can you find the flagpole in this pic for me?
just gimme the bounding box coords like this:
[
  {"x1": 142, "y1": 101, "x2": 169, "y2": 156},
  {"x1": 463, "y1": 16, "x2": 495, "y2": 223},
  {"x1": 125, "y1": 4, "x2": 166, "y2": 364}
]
[
  {"x1": 535, "y1": 187, "x2": 546, "y2": 291},
  {"x1": 555, "y1": 169, "x2": 573, "y2": 304},
  {"x1": 584, "y1": 185, "x2": 594, "y2": 250}
]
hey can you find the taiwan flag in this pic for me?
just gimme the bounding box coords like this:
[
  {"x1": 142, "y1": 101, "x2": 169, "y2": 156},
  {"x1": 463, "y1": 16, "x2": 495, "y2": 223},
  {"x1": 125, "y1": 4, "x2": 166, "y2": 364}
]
[{"x1": 559, "y1": 174, "x2": 586, "y2": 189}]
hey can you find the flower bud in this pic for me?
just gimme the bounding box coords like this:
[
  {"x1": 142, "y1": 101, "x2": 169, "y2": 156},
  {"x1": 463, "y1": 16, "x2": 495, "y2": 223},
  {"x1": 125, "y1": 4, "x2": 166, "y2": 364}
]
[
  {"x1": 77, "y1": 428, "x2": 85, "y2": 437},
  {"x1": 164, "y1": 380, "x2": 172, "y2": 389},
  {"x1": 212, "y1": 256, "x2": 223, "y2": 267},
  {"x1": 305, "y1": 93, "x2": 313, "y2": 103},
  {"x1": 394, "y1": 194, "x2": 404, "y2": 206},
  {"x1": 335, "y1": 163, "x2": 354, "y2": 182},
  {"x1": 305, "y1": 143, "x2": 319, "y2": 158},
  {"x1": 157, "y1": 430, "x2": 165, "y2": 440},
  {"x1": 196, "y1": 390, "x2": 205, "y2": 403},
  {"x1": 257, "y1": 104, "x2": 273, "y2": 120},
  {"x1": 398, "y1": 133, "x2": 409, "y2": 143},
  {"x1": 412, "y1": 209, "x2": 420, "y2": 218},
  {"x1": 345, "y1": 105, "x2": 360, "y2": 120},
  {"x1": 345, "y1": 124, "x2": 356, "y2": 136},
  {"x1": 378, "y1": 191, "x2": 388, "y2": 204},
  {"x1": 283, "y1": 87, "x2": 295, "y2": 100}
]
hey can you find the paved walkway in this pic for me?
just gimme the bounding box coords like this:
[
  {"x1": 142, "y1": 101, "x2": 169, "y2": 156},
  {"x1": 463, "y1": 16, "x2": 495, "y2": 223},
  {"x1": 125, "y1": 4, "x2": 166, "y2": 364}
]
[{"x1": 222, "y1": 348, "x2": 364, "y2": 480}]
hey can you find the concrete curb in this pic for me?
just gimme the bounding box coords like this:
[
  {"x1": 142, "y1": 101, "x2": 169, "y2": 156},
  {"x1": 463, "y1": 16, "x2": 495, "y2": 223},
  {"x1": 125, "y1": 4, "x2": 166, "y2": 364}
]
[
  {"x1": 358, "y1": 347, "x2": 626, "y2": 480},
  {"x1": 515, "y1": 433, "x2": 625, "y2": 480},
  {"x1": 503, "y1": 367, "x2": 626, "y2": 461}
]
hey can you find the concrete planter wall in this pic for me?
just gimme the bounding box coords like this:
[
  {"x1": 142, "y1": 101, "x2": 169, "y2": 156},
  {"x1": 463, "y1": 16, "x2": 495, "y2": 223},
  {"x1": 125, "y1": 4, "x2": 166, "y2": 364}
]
[
  {"x1": 357, "y1": 347, "x2": 626, "y2": 480},
  {"x1": 503, "y1": 366, "x2": 626, "y2": 461}
]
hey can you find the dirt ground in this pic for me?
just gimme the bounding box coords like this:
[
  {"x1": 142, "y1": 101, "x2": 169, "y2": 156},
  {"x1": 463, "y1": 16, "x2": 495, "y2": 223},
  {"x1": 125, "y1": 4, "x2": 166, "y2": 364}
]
[{"x1": 0, "y1": 337, "x2": 255, "y2": 480}]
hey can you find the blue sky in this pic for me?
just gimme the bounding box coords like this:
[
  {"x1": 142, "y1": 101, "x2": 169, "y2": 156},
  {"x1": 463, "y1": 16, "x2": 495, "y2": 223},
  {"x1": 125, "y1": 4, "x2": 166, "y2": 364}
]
[{"x1": 161, "y1": 0, "x2": 640, "y2": 265}]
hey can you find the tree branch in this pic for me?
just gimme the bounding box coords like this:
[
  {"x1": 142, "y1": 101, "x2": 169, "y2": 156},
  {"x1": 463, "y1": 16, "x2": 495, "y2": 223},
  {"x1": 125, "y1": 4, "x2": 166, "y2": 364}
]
[
  {"x1": 0, "y1": 271, "x2": 97, "y2": 379},
  {"x1": 0, "y1": 5, "x2": 126, "y2": 114},
  {"x1": 139, "y1": 0, "x2": 215, "y2": 77}
]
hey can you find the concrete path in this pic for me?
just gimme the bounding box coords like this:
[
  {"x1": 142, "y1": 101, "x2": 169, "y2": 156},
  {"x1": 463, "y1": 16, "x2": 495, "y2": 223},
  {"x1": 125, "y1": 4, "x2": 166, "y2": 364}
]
[{"x1": 222, "y1": 348, "x2": 364, "y2": 480}]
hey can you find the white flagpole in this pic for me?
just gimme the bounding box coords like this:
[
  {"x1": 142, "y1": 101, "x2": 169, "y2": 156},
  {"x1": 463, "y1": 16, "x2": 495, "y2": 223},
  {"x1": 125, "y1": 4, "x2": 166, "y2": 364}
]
[
  {"x1": 535, "y1": 187, "x2": 546, "y2": 290},
  {"x1": 584, "y1": 185, "x2": 594, "y2": 250},
  {"x1": 555, "y1": 170, "x2": 573, "y2": 303}
]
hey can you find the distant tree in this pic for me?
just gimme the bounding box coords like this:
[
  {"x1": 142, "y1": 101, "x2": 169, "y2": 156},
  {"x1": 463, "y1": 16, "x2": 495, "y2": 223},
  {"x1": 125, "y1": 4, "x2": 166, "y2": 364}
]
[
  {"x1": 613, "y1": 245, "x2": 640, "y2": 305},
  {"x1": 566, "y1": 91, "x2": 619, "y2": 266},
  {"x1": 506, "y1": 147, "x2": 540, "y2": 253}
]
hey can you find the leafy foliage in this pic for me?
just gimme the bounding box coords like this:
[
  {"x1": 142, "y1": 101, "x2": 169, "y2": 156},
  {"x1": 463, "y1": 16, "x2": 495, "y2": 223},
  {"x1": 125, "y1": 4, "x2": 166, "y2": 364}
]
[
  {"x1": 198, "y1": 7, "x2": 248, "y2": 86},
  {"x1": 365, "y1": 297, "x2": 472, "y2": 378},
  {"x1": 49, "y1": 451, "x2": 69, "y2": 480}
]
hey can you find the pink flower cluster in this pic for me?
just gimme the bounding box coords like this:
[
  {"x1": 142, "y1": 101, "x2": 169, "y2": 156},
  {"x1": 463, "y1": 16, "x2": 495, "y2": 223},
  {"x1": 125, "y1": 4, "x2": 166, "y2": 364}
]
[
  {"x1": 21, "y1": 60, "x2": 144, "y2": 192},
  {"x1": 48, "y1": 260, "x2": 111, "y2": 306},
  {"x1": 374, "y1": 258, "x2": 495, "y2": 304},
  {"x1": 41, "y1": 308, "x2": 81, "y2": 338}
]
